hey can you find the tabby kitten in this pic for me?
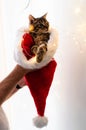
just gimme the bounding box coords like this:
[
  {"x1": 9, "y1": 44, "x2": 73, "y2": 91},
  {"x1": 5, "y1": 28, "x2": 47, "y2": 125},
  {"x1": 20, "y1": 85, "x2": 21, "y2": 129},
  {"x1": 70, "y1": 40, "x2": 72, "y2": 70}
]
[{"x1": 29, "y1": 13, "x2": 50, "y2": 63}]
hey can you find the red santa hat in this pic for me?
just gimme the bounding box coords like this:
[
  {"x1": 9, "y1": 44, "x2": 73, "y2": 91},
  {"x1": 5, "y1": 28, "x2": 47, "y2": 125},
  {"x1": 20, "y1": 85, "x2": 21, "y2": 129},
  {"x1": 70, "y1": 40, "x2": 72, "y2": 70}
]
[{"x1": 14, "y1": 27, "x2": 58, "y2": 128}]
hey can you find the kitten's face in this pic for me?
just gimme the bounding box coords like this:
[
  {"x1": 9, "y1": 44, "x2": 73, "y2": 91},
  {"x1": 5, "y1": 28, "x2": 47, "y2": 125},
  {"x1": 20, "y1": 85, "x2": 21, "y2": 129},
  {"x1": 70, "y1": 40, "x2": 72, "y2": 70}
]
[{"x1": 29, "y1": 13, "x2": 49, "y2": 32}]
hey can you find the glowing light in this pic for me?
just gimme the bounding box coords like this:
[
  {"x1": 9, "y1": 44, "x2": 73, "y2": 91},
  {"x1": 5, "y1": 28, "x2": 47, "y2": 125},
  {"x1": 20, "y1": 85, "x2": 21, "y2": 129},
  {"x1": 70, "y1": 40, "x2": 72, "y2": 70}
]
[
  {"x1": 80, "y1": 50, "x2": 83, "y2": 54},
  {"x1": 72, "y1": 37, "x2": 76, "y2": 41},
  {"x1": 75, "y1": 41, "x2": 79, "y2": 45},
  {"x1": 75, "y1": 7, "x2": 81, "y2": 14},
  {"x1": 84, "y1": 39, "x2": 86, "y2": 46}
]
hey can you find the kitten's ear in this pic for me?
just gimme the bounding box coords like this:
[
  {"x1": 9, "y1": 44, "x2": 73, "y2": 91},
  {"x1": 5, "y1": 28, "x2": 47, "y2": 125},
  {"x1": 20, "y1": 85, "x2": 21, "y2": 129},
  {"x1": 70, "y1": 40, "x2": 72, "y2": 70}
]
[
  {"x1": 29, "y1": 15, "x2": 35, "y2": 23},
  {"x1": 42, "y1": 13, "x2": 47, "y2": 19}
]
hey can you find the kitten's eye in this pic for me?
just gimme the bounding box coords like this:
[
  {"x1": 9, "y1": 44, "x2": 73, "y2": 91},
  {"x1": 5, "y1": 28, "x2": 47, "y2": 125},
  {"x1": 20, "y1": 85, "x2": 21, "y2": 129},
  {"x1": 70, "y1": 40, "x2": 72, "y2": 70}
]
[
  {"x1": 41, "y1": 24, "x2": 44, "y2": 28},
  {"x1": 41, "y1": 24, "x2": 48, "y2": 30},
  {"x1": 38, "y1": 24, "x2": 42, "y2": 28}
]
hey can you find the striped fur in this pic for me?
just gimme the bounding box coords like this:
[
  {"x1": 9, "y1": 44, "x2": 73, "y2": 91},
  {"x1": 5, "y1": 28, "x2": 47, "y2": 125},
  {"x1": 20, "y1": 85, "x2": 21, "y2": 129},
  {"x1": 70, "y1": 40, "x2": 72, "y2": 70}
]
[{"x1": 29, "y1": 14, "x2": 50, "y2": 63}]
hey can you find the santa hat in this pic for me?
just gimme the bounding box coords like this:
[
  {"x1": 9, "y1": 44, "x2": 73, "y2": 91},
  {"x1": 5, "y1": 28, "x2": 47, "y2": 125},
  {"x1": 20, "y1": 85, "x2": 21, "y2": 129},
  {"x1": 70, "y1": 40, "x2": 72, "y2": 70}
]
[
  {"x1": 25, "y1": 59, "x2": 57, "y2": 128},
  {"x1": 14, "y1": 27, "x2": 58, "y2": 128}
]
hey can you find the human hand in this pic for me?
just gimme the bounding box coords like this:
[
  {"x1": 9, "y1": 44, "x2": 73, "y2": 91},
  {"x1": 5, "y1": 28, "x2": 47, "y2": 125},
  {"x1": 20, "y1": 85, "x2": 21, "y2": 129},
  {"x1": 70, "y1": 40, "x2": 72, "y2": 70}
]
[{"x1": 17, "y1": 77, "x2": 26, "y2": 88}]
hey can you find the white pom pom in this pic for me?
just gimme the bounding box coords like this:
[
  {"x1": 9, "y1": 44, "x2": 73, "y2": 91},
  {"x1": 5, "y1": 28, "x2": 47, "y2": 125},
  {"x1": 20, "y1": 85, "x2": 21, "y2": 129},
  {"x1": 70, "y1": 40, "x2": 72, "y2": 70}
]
[{"x1": 33, "y1": 116, "x2": 48, "y2": 128}]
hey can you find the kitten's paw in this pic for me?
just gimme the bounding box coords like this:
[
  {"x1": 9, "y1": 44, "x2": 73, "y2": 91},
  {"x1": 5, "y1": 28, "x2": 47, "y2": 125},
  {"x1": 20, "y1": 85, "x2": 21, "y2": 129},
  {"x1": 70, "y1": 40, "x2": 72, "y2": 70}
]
[
  {"x1": 36, "y1": 46, "x2": 47, "y2": 63},
  {"x1": 36, "y1": 53, "x2": 44, "y2": 63},
  {"x1": 31, "y1": 45, "x2": 38, "y2": 54}
]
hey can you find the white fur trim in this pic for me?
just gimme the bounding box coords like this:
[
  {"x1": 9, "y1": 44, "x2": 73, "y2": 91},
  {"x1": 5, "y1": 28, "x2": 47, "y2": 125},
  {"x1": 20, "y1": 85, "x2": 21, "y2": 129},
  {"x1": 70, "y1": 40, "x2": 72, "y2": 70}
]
[
  {"x1": 33, "y1": 116, "x2": 48, "y2": 128},
  {"x1": 14, "y1": 28, "x2": 58, "y2": 69}
]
